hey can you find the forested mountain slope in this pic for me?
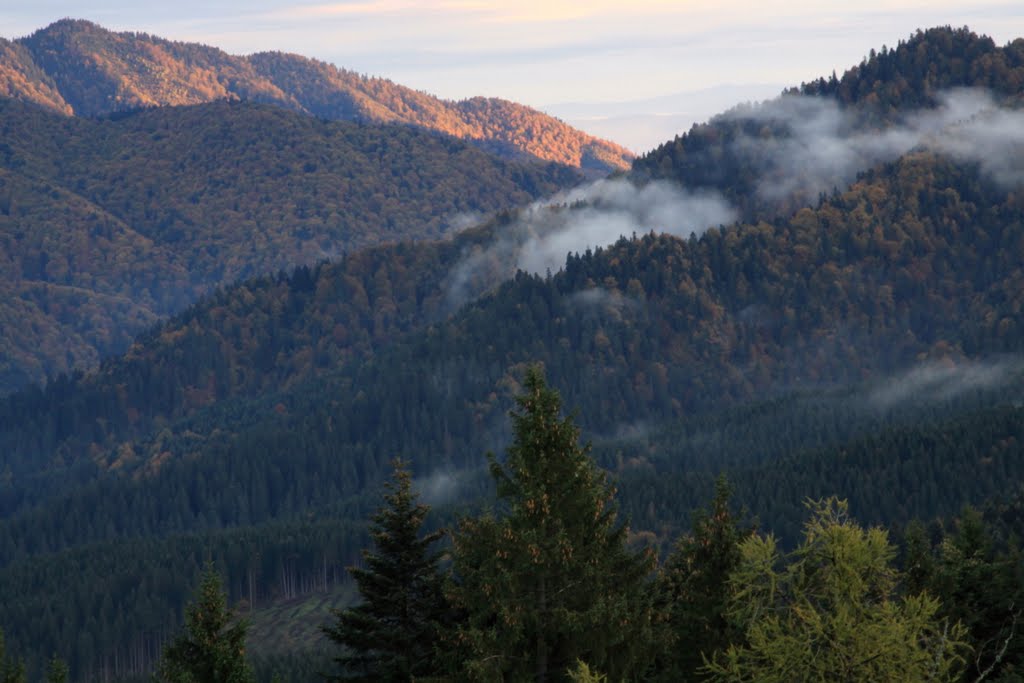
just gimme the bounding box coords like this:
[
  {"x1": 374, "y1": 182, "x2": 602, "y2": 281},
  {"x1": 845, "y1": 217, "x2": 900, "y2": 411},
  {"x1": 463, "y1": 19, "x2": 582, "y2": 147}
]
[
  {"x1": 5, "y1": 149, "x2": 1024, "y2": 677},
  {"x1": 1, "y1": 19, "x2": 632, "y2": 172},
  {"x1": 4, "y1": 25, "x2": 1024, "y2": 681},
  {"x1": 633, "y1": 26, "x2": 1024, "y2": 219},
  {"x1": 4, "y1": 148, "x2": 1022, "y2": 554},
  {"x1": 0, "y1": 97, "x2": 580, "y2": 394}
]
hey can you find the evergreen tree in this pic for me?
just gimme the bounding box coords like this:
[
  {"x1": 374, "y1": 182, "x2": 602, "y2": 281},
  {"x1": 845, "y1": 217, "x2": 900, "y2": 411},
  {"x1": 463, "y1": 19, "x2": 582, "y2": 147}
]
[
  {"x1": 322, "y1": 459, "x2": 448, "y2": 682},
  {"x1": 448, "y1": 366, "x2": 656, "y2": 681},
  {"x1": 155, "y1": 563, "x2": 253, "y2": 683},
  {"x1": 44, "y1": 656, "x2": 68, "y2": 683},
  {"x1": 926, "y1": 508, "x2": 1024, "y2": 682},
  {"x1": 567, "y1": 660, "x2": 608, "y2": 683},
  {"x1": 0, "y1": 630, "x2": 24, "y2": 683},
  {"x1": 656, "y1": 476, "x2": 749, "y2": 681},
  {"x1": 707, "y1": 498, "x2": 969, "y2": 682},
  {"x1": 901, "y1": 519, "x2": 936, "y2": 596}
]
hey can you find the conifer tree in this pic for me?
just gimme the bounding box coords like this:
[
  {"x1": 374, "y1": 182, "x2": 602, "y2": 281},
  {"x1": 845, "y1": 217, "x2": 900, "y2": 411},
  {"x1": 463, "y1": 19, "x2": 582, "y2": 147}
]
[
  {"x1": 925, "y1": 508, "x2": 1024, "y2": 682},
  {"x1": 322, "y1": 459, "x2": 448, "y2": 682},
  {"x1": 656, "y1": 476, "x2": 749, "y2": 681},
  {"x1": 44, "y1": 656, "x2": 68, "y2": 683},
  {"x1": 707, "y1": 498, "x2": 969, "y2": 682},
  {"x1": 901, "y1": 519, "x2": 936, "y2": 596},
  {"x1": 449, "y1": 366, "x2": 656, "y2": 682},
  {"x1": 156, "y1": 563, "x2": 253, "y2": 683},
  {"x1": 0, "y1": 630, "x2": 25, "y2": 683}
]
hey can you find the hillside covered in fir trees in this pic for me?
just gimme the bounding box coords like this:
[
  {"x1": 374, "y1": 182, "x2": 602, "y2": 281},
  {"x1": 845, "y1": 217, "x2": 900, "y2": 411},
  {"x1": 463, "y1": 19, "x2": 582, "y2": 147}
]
[{"x1": 2, "y1": 24, "x2": 1024, "y2": 682}]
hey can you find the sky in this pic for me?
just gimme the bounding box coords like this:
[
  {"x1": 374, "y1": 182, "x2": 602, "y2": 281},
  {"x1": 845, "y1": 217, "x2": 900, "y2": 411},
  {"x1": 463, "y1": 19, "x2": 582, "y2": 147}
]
[{"x1": 4, "y1": 1, "x2": 1024, "y2": 152}]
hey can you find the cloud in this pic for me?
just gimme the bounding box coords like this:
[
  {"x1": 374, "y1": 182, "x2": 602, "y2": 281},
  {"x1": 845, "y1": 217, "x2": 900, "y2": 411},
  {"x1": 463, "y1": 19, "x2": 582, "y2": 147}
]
[
  {"x1": 516, "y1": 178, "x2": 737, "y2": 275},
  {"x1": 264, "y1": 1, "x2": 696, "y2": 24},
  {"x1": 868, "y1": 357, "x2": 1024, "y2": 410},
  {"x1": 266, "y1": 1, "x2": 453, "y2": 19},
  {"x1": 935, "y1": 103, "x2": 1024, "y2": 187},
  {"x1": 447, "y1": 211, "x2": 486, "y2": 233},
  {"x1": 414, "y1": 468, "x2": 463, "y2": 506},
  {"x1": 723, "y1": 88, "x2": 1024, "y2": 202},
  {"x1": 444, "y1": 177, "x2": 736, "y2": 309},
  {"x1": 569, "y1": 287, "x2": 641, "y2": 313},
  {"x1": 444, "y1": 88, "x2": 1024, "y2": 312}
]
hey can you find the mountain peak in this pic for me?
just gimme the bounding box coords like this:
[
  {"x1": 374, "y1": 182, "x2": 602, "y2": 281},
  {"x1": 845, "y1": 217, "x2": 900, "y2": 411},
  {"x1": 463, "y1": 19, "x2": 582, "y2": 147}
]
[{"x1": 32, "y1": 17, "x2": 102, "y2": 35}]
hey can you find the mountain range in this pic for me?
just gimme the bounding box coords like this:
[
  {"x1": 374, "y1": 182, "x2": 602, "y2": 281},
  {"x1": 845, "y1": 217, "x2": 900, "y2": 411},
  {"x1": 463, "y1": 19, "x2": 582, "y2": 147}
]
[
  {"x1": 2, "y1": 23, "x2": 1024, "y2": 682},
  {"x1": 0, "y1": 19, "x2": 650, "y2": 395},
  {"x1": 1, "y1": 19, "x2": 632, "y2": 172}
]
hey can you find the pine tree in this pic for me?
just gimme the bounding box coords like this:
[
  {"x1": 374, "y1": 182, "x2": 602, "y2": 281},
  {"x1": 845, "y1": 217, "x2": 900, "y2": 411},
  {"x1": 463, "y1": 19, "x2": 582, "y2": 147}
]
[
  {"x1": 926, "y1": 508, "x2": 1024, "y2": 682},
  {"x1": 0, "y1": 630, "x2": 25, "y2": 683},
  {"x1": 322, "y1": 459, "x2": 448, "y2": 682},
  {"x1": 656, "y1": 475, "x2": 749, "y2": 681},
  {"x1": 44, "y1": 656, "x2": 68, "y2": 683},
  {"x1": 155, "y1": 563, "x2": 253, "y2": 683},
  {"x1": 449, "y1": 366, "x2": 656, "y2": 681},
  {"x1": 901, "y1": 519, "x2": 935, "y2": 595}
]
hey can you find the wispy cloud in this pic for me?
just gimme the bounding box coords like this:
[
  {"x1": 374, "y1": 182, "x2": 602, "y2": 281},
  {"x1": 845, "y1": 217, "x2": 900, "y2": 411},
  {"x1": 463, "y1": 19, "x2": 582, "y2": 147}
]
[
  {"x1": 264, "y1": 1, "x2": 694, "y2": 24},
  {"x1": 868, "y1": 358, "x2": 1024, "y2": 410},
  {"x1": 266, "y1": 1, "x2": 478, "y2": 20},
  {"x1": 569, "y1": 287, "x2": 642, "y2": 313},
  {"x1": 718, "y1": 88, "x2": 1024, "y2": 203},
  {"x1": 414, "y1": 467, "x2": 465, "y2": 506},
  {"x1": 444, "y1": 88, "x2": 1024, "y2": 312},
  {"x1": 444, "y1": 177, "x2": 736, "y2": 309}
]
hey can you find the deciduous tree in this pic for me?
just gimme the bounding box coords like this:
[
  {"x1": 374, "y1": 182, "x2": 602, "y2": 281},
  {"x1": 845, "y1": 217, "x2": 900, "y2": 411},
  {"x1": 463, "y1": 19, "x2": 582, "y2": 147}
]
[{"x1": 708, "y1": 498, "x2": 968, "y2": 682}]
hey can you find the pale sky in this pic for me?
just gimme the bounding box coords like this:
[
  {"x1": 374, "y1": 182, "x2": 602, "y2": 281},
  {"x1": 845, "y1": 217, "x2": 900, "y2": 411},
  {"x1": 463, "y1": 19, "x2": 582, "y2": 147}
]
[{"x1": 4, "y1": 1, "x2": 1024, "y2": 152}]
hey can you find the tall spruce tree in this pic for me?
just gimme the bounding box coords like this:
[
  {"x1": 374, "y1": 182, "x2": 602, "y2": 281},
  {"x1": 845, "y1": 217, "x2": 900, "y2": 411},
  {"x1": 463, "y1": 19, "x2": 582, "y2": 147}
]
[
  {"x1": 156, "y1": 563, "x2": 253, "y2": 683},
  {"x1": 0, "y1": 630, "x2": 25, "y2": 683},
  {"x1": 448, "y1": 366, "x2": 656, "y2": 682},
  {"x1": 656, "y1": 476, "x2": 749, "y2": 681},
  {"x1": 44, "y1": 656, "x2": 68, "y2": 683},
  {"x1": 925, "y1": 509, "x2": 1024, "y2": 682},
  {"x1": 322, "y1": 459, "x2": 448, "y2": 682}
]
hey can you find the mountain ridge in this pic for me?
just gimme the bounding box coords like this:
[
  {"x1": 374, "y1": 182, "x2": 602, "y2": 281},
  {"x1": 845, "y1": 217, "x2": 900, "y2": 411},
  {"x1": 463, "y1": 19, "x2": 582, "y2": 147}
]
[{"x1": 2, "y1": 18, "x2": 632, "y2": 173}]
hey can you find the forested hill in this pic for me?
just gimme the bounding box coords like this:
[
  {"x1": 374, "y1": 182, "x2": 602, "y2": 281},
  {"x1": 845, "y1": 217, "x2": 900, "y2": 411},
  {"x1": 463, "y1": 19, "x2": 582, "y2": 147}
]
[
  {"x1": 4, "y1": 148, "x2": 1023, "y2": 546},
  {"x1": 0, "y1": 19, "x2": 633, "y2": 172},
  {"x1": 3, "y1": 145, "x2": 1024, "y2": 679},
  {"x1": 5, "y1": 24, "x2": 1024, "y2": 680},
  {"x1": 632, "y1": 26, "x2": 1024, "y2": 219},
  {"x1": 0, "y1": 96, "x2": 581, "y2": 394}
]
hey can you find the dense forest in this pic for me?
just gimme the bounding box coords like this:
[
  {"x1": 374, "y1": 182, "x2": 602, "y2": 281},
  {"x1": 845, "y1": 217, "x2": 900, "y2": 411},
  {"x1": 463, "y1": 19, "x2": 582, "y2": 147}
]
[
  {"x1": 0, "y1": 96, "x2": 581, "y2": 393},
  {"x1": 633, "y1": 26, "x2": 1024, "y2": 219},
  {"x1": 0, "y1": 19, "x2": 633, "y2": 172},
  {"x1": 2, "y1": 24, "x2": 1024, "y2": 681},
  {"x1": 5, "y1": 372, "x2": 1021, "y2": 682}
]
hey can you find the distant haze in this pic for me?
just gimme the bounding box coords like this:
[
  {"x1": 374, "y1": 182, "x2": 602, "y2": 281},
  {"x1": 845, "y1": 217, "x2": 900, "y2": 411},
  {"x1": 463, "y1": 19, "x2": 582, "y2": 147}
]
[
  {"x1": 4, "y1": 2, "x2": 1024, "y2": 152},
  {"x1": 544, "y1": 83, "x2": 786, "y2": 154}
]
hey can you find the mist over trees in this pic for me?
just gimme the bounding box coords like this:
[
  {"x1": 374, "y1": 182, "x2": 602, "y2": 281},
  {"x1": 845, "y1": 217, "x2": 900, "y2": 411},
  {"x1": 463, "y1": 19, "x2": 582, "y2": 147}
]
[{"x1": 1, "y1": 23, "x2": 1024, "y2": 683}]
